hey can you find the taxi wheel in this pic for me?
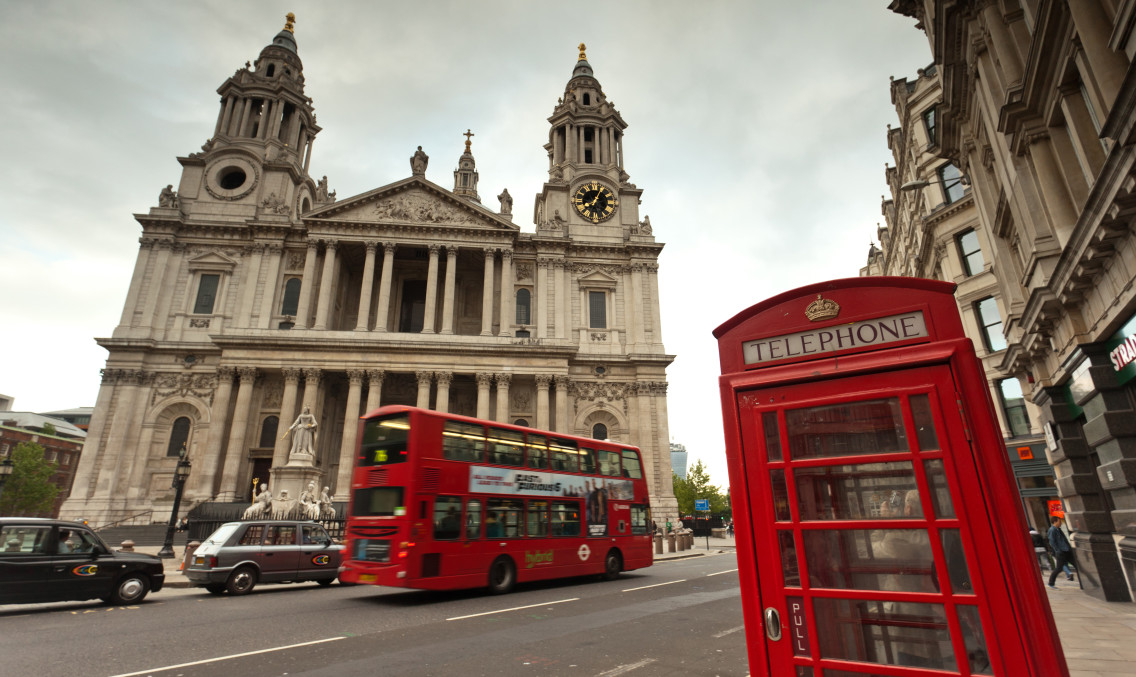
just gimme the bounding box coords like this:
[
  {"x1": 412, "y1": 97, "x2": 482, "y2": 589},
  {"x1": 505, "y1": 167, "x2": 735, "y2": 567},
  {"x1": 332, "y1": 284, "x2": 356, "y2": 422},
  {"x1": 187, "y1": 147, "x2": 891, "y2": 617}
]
[
  {"x1": 205, "y1": 584, "x2": 226, "y2": 595},
  {"x1": 108, "y1": 573, "x2": 150, "y2": 605},
  {"x1": 488, "y1": 556, "x2": 515, "y2": 595},
  {"x1": 226, "y1": 566, "x2": 258, "y2": 595},
  {"x1": 317, "y1": 577, "x2": 334, "y2": 587},
  {"x1": 603, "y1": 550, "x2": 623, "y2": 581}
]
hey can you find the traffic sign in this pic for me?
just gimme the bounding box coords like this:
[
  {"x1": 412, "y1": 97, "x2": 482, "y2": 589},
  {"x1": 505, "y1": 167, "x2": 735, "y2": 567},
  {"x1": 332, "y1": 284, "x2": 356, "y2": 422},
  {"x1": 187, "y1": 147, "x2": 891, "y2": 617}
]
[{"x1": 695, "y1": 499, "x2": 709, "y2": 512}]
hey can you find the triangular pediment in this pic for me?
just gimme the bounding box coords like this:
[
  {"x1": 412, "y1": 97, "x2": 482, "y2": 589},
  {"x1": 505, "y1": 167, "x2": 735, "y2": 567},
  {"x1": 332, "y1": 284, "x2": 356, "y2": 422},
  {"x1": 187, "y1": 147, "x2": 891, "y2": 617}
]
[
  {"x1": 304, "y1": 177, "x2": 518, "y2": 231},
  {"x1": 186, "y1": 250, "x2": 239, "y2": 270},
  {"x1": 577, "y1": 268, "x2": 619, "y2": 288}
]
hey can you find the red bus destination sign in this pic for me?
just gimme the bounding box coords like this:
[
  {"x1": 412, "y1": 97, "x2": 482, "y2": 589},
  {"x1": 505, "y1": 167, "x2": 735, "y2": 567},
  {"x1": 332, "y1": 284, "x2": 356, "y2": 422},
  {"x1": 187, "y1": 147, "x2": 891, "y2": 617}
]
[{"x1": 742, "y1": 310, "x2": 929, "y2": 365}]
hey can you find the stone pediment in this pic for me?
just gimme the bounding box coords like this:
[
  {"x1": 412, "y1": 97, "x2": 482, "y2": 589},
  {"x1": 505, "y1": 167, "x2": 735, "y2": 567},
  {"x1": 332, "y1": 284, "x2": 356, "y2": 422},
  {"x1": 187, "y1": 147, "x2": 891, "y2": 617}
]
[
  {"x1": 186, "y1": 250, "x2": 239, "y2": 271},
  {"x1": 304, "y1": 178, "x2": 517, "y2": 231}
]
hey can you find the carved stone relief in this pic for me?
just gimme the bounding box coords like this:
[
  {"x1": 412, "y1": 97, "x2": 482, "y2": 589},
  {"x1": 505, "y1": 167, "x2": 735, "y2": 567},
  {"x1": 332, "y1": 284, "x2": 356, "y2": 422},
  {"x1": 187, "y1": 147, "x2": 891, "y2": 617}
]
[
  {"x1": 371, "y1": 190, "x2": 480, "y2": 226},
  {"x1": 151, "y1": 372, "x2": 218, "y2": 407}
]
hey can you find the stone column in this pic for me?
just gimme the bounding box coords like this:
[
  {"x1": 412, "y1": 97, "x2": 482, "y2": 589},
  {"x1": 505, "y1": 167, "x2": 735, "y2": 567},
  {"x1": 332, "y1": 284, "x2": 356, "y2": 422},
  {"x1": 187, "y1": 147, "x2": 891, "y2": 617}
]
[
  {"x1": 481, "y1": 248, "x2": 496, "y2": 335},
  {"x1": 355, "y1": 241, "x2": 378, "y2": 331},
  {"x1": 294, "y1": 240, "x2": 319, "y2": 329},
  {"x1": 218, "y1": 95, "x2": 234, "y2": 136},
  {"x1": 301, "y1": 368, "x2": 322, "y2": 412},
  {"x1": 562, "y1": 261, "x2": 573, "y2": 339},
  {"x1": 636, "y1": 381, "x2": 655, "y2": 491},
  {"x1": 188, "y1": 366, "x2": 235, "y2": 499},
  {"x1": 217, "y1": 367, "x2": 258, "y2": 500},
  {"x1": 139, "y1": 241, "x2": 173, "y2": 328},
  {"x1": 313, "y1": 240, "x2": 338, "y2": 330},
  {"x1": 498, "y1": 250, "x2": 513, "y2": 337},
  {"x1": 536, "y1": 259, "x2": 549, "y2": 339},
  {"x1": 536, "y1": 374, "x2": 552, "y2": 430},
  {"x1": 567, "y1": 123, "x2": 575, "y2": 162},
  {"x1": 980, "y1": 5, "x2": 1023, "y2": 85},
  {"x1": 336, "y1": 369, "x2": 365, "y2": 496},
  {"x1": 441, "y1": 246, "x2": 458, "y2": 334},
  {"x1": 553, "y1": 260, "x2": 566, "y2": 339},
  {"x1": 272, "y1": 368, "x2": 302, "y2": 467},
  {"x1": 1066, "y1": 1, "x2": 1128, "y2": 104},
  {"x1": 435, "y1": 371, "x2": 453, "y2": 414},
  {"x1": 94, "y1": 370, "x2": 145, "y2": 500},
  {"x1": 554, "y1": 375, "x2": 570, "y2": 433},
  {"x1": 365, "y1": 369, "x2": 385, "y2": 414},
  {"x1": 258, "y1": 244, "x2": 284, "y2": 328},
  {"x1": 118, "y1": 240, "x2": 155, "y2": 328},
  {"x1": 476, "y1": 372, "x2": 493, "y2": 419},
  {"x1": 647, "y1": 263, "x2": 664, "y2": 348},
  {"x1": 423, "y1": 244, "x2": 441, "y2": 333},
  {"x1": 236, "y1": 98, "x2": 252, "y2": 137},
  {"x1": 1026, "y1": 133, "x2": 1079, "y2": 244},
  {"x1": 416, "y1": 370, "x2": 433, "y2": 409},
  {"x1": 495, "y1": 373, "x2": 512, "y2": 422},
  {"x1": 630, "y1": 263, "x2": 645, "y2": 346},
  {"x1": 236, "y1": 243, "x2": 264, "y2": 328},
  {"x1": 61, "y1": 369, "x2": 119, "y2": 506},
  {"x1": 374, "y1": 242, "x2": 396, "y2": 332}
]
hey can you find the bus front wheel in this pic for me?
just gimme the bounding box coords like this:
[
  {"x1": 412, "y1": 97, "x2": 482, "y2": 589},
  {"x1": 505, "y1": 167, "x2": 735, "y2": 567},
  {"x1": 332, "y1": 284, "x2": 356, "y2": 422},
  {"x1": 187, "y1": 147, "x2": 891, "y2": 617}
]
[
  {"x1": 603, "y1": 550, "x2": 622, "y2": 581},
  {"x1": 488, "y1": 557, "x2": 516, "y2": 595}
]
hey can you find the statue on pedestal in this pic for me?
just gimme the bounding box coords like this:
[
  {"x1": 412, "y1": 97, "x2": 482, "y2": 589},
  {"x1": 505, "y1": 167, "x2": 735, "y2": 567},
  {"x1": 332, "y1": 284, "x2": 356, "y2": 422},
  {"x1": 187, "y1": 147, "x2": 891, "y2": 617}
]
[
  {"x1": 410, "y1": 146, "x2": 429, "y2": 176},
  {"x1": 242, "y1": 484, "x2": 272, "y2": 520},
  {"x1": 288, "y1": 406, "x2": 318, "y2": 460},
  {"x1": 299, "y1": 480, "x2": 320, "y2": 520}
]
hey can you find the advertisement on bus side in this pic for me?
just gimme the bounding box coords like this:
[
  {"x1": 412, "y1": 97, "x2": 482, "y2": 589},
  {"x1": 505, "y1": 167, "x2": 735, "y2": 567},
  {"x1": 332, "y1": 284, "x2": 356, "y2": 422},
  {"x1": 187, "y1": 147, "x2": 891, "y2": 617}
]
[{"x1": 468, "y1": 466, "x2": 634, "y2": 537}]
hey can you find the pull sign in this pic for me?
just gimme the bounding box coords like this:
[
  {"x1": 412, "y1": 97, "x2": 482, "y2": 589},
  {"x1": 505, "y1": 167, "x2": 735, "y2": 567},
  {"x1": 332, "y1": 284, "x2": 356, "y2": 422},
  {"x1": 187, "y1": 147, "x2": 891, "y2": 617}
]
[
  {"x1": 787, "y1": 596, "x2": 811, "y2": 656},
  {"x1": 764, "y1": 607, "x2": 782, "y2": 641}
]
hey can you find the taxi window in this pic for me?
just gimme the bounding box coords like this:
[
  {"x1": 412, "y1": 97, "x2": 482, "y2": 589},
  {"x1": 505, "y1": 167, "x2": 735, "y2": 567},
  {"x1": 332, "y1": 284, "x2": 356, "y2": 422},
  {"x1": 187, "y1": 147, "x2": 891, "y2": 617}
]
[
  {"x1": 1, "y1": 525, "x2": 51, "y2": 555},
  {"x1": 302, "y1": 525, "x2": 330, "y2": 545},
  {"x1": 238, "y1": 525, "x2": 265, "y2": 545},
  {"x1": 266, "y1": 526, "x2": 296, "y2": 545}
]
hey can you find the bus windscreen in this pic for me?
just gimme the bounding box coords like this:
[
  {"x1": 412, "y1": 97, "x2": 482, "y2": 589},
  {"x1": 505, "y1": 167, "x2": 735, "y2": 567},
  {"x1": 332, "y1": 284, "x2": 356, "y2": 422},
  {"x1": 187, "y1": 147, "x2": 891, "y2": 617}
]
[{"x1": 360, "y1": 414, "x2": 410, "y2": 466}]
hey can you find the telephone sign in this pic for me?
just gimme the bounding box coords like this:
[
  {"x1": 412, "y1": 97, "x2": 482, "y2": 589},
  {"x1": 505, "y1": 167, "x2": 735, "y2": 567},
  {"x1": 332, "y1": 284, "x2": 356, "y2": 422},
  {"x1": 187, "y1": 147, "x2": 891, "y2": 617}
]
[{"x1": 715, "y1": 277, "x2": 1068, "y2": 677}]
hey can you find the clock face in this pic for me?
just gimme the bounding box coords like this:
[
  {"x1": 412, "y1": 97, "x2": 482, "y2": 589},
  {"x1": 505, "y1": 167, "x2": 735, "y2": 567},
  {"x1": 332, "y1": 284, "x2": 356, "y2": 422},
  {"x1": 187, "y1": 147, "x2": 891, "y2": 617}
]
[{"x1": 573, "y1": 182, "x2": 618, "y2": 223}]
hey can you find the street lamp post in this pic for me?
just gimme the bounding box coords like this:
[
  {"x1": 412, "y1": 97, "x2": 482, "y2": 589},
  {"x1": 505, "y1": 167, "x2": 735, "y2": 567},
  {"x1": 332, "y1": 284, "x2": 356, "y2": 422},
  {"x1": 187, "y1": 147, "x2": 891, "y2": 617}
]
[
  {"x1": 0, "y1": 457, "x2": 14, "y2": 510},
  {"x1": 157, "y1": 446, "x2": 192, "y2": 559}
]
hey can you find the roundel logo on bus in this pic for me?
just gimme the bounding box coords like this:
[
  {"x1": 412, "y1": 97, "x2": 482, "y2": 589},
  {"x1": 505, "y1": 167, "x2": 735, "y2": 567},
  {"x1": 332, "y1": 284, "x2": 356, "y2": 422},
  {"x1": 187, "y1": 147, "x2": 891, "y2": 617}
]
[
  {"x1": 577, "y1": 544, "x2": 591, "y2": 561},
  {"x1": 72, "y1": 564, "x2": 99, "y2": 576},
  {"x1": 311, "y1": 554, "x2": 331, "y2": 566}
]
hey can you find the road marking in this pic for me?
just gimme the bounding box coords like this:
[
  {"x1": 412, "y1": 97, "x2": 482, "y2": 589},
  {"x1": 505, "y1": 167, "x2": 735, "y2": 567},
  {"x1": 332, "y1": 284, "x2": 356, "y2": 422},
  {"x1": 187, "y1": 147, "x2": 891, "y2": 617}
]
[
  {"x1": 713, "y1": 624, "x2": 746, "y2": 638},
  {"x1": 107, "y1": 636, "x2": 346, "y2": 677},
  {"x1": 707, "y1": 568, "x2": 739, "y2": 577},
  {"x1": 596, "y1": 658, "x2": 657, "y2": 676},
  {"x1": 446, "y1": 597, "x2": 579, "y2": 621},
  {"x1": 622, "y1": 579, "x2": 686, "y2": 592}
]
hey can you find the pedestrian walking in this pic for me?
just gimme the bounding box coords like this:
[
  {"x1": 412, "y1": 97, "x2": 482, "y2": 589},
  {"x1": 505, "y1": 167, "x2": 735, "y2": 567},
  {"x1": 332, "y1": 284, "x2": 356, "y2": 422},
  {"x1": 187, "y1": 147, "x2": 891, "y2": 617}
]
[
  {"x1": 1030, "y1": 527, "x2": 1050, "y2": 571},
  {"x1": 1047, "y1": 516, "x2": 1077, "y2": 589}
]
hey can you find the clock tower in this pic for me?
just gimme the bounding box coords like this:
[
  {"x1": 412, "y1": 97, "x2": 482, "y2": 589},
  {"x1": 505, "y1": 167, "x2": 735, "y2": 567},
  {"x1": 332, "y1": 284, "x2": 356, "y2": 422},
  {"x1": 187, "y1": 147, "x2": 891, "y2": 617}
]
[{"x1": 535, "y1": 44, "x2": 643, "y2": 243}]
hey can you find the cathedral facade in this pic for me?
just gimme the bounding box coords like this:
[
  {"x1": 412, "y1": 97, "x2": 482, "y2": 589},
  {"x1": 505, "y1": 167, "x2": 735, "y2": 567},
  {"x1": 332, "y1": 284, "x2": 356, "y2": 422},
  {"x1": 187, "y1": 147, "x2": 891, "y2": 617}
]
[{"x1": 60, "y1": 19, "x2": 677, "y2": 525}]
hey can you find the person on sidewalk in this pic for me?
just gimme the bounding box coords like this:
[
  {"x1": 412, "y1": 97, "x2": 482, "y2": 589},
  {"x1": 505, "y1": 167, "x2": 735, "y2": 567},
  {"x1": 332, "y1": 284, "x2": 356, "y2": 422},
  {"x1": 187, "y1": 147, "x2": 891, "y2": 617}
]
[
  {"x1": 1047, "y1": 516, "x2": 1076, "y2": 589},
  {"x1": 1030, "y1": 527, "x2": 1050, "y2": 571}
]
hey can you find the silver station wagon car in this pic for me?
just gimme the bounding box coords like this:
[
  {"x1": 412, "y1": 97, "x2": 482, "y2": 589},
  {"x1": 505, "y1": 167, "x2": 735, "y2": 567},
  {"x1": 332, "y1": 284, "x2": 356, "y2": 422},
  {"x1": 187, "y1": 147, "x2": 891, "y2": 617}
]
[{"x1": 185, "y1": 520, "x2": 344, "y2": 595}]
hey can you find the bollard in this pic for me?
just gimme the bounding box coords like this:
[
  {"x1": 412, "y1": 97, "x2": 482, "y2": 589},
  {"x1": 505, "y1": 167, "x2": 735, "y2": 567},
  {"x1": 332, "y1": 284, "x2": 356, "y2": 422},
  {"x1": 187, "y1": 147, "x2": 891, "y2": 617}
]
[
  {"x1": 119, "y1": 539, "x2": 135, "y2": 552},
  {"x1": 655, "y1": 534, "x2": 663, "y2": 555},
  {"x1": 678, "y1": 532, "x2": 687, "y2": 551},
  {"x1": 667, "y1": 533, "x2": 676, "y2": 553}
]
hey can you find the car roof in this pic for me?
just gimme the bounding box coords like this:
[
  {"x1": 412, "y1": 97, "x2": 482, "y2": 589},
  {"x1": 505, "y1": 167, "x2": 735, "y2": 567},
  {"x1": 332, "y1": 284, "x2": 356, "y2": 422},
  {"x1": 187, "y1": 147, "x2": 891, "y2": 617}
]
[
  {"x1": 223, "y1": 520, "x2": 323, "y2": 526},
  {"x1": 0, "y1": 517, "x2": 90, "y2": 527}
]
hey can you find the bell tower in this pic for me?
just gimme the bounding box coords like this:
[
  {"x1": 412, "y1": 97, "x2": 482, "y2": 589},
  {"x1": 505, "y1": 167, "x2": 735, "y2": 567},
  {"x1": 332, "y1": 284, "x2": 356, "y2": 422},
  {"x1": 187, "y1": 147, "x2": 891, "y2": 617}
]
[
  {"x1": 453, "y1": 129, "x2": 481, "y2": 202},
  {"x1": 535, "y1": 44, "x2": 641, "y2": 242}
]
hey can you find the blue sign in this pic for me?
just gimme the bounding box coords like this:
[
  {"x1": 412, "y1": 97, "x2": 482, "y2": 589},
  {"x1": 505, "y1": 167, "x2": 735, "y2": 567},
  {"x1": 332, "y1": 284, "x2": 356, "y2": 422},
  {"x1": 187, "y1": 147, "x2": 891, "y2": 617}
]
[{"x1": 695, "y1": 499, "x2": 710, "y2": 512}]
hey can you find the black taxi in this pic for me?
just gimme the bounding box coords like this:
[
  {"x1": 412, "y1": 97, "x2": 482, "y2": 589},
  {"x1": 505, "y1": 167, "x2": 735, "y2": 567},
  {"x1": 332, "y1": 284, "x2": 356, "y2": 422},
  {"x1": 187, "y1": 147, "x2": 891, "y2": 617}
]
[{"x1": 0, "y1": 518, "x2": 165, "y2": 605}]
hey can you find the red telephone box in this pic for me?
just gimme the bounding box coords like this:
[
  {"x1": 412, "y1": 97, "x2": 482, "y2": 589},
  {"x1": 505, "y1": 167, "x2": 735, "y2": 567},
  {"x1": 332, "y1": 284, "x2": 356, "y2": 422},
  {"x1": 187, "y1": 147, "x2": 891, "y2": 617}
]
[{"x1": 715, "y1": 278, "x2": 1068, "y2": 677}]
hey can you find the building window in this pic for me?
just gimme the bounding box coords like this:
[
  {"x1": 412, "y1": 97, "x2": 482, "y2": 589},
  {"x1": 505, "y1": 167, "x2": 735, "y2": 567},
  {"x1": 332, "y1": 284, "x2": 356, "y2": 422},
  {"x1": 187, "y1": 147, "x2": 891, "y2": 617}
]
[
  {"x1": 167, "y1": 417, "x2": 191, "y2": 457},
  {"x1": 588, "y1": 291, "x2": 607, "y2": 329},
  {"x1": 0, "y1": 443, "x2": 9, "y2": 458},
  {"x1": 923, "y1": 107, "x2": 937, "y2": 146},
  {"x1": 515, "y1": 289, "x2": 531, "y2": 325},
  {"x1": 193, "y1": 274, "x2": 220, "y2": 314},
  {"x1": 975, "y1": 297, "x2": 1007, "y2": 352},
  {"x1": 280, "y1": 278, "x2": 301, "y2": 317},
  {"x1": 258, "y1": 416, "x2": 279, "y2": 448},
  {"x1": 592, "y1": 423, "x2": 608, "y2": 440},
  {"x1": 998, "y1": 379, "x2": 1031, "y2": 437},
  {"x1": 938, "y1": 163, "x2": 966, "y2": 204},
  {"x1": 956, "y1": 229, "x2": 985, "y2": 276},
  {"x1": 61, "y1": 453, "x2": 71, "y2": 466}
]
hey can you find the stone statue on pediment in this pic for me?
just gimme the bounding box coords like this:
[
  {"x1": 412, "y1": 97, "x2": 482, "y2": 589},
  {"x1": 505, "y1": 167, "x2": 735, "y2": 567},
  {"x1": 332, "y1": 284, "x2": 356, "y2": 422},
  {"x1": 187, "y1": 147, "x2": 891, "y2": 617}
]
[
  {"x1": 159, "y1": 185, "x2": 178, "y2": 208},
  {"x1": 497, "y1": 188, "x2": 513, "y2": 215},
  {"x1": 411, "y1": 146, "x2": 429, "y2": 176}
]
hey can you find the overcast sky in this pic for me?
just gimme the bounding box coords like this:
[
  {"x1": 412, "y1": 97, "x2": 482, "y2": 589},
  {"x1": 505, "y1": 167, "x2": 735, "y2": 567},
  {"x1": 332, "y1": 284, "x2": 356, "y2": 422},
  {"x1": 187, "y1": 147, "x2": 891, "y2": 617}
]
[{"x1": 0, "y1": 1, "x2": 932, "y2": 487}]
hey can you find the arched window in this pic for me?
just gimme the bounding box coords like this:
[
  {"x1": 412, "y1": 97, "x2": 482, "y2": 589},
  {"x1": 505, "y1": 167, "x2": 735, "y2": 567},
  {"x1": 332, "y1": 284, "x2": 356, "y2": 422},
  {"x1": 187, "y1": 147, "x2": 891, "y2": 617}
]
[
  {"x1": 280, "y1": 278, "x2": 302, "y2": 316},
  {"x1": 513, "y1": 419, "x2": 529, "y2": 427},
  {"x1": 167, "y1": 417, "x2": 191, "y2": 457},
  {"x1": 258, "y1": 416, "x2": 279, "y2": 448},
  {"x1": 515, "y1": 289, "x2": 531, "y2": 325},
  {"x1": 592, "y1": 423, "x2": 608, "y2": 440}
]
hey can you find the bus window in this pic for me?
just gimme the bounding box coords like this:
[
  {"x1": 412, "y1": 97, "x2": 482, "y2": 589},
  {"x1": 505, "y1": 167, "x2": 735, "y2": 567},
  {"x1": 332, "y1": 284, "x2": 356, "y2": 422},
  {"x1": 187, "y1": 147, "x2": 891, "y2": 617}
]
[
  {"x1": 487, "y1": 499, "x2": 522, "y2": 537},
  {"x1": 631, "y1": 504, "x2": 649, "y2": 534},
  {"x1": 550, "y1": 438, "x2": 578, "y2": 471},
  {"x1": 621, "y1": 450, "x2": 643, "y2": 479},
  {"x1": 551, "y1": 501, "x2": 581, "y2": 536},
  {"x1": 360, "y1": 414, "x2": 410, "y2": 466},
  {"x1": 527, "y1": 500, "x2": 549, "y2": 537},
  {"x1": 434, "y1": 496, "x2": 462, "y2": 540},
  {"x1": 443, "y1": 421, "x2": 486, "y2": 462},
  {"x1": 579, "y1": 448, "x2": 596, "y2": 474},
  {"x1": 488, "y1": 428, "x2": 524, "y2": 466},
  {"x1": 527, "y1": 434, "x2": 548, "y2": 469},
  {"x1": 353, "y1": 487, "x2": 405, "y2": 517},
  {"x1": 466, "y1": 499, "x2": 482, "y2": 540},
  {"x1": 598, "y1": 450, "x2": 621, "y2": 476}
]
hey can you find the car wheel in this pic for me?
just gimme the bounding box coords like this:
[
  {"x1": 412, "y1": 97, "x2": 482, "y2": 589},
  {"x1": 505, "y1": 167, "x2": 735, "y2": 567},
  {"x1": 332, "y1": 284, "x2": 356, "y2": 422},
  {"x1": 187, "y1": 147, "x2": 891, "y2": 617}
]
[
  {"x1": 205, "y1": 584, "x2": 226, "y2": 595},
  {"x1": 317, "y1": 577, "x2": 334, "y2": 587},
  {"x1": 488, "y1": 556, "x2": 515, "y2": 595},
  {"x1": 108, "y1": 573, "x2": 150, "y2": 605},
  {"x1": 603, "y1": 550, "x2": 622, "y2": 581},
  {"x1": 226, "y1": 566, "x2": 258, "y2": 595}
]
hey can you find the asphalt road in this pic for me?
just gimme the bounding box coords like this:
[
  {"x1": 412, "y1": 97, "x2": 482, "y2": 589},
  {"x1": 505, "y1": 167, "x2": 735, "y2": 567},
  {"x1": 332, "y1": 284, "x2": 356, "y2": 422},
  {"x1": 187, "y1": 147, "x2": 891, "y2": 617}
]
[{"x1": 0, "y1": 552, "x2": 749, "y2": 677}]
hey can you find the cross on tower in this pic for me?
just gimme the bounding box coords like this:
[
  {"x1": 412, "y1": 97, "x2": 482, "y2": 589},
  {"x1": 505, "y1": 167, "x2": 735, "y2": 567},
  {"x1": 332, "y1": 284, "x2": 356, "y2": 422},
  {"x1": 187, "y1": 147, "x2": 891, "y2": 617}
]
[{"x1": 463, "y1": 129, "x2": 475, "y2": 152}]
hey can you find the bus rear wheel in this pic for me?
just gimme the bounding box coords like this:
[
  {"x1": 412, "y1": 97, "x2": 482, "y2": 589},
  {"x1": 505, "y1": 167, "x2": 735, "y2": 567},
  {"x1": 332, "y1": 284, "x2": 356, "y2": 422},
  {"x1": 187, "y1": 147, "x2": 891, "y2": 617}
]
[
  {"x1": 603, "y1": 550, "x2": 622, "y2": 581},
  {"x1": 488, "y1": 557, "x2": 516, "y2": 595}
]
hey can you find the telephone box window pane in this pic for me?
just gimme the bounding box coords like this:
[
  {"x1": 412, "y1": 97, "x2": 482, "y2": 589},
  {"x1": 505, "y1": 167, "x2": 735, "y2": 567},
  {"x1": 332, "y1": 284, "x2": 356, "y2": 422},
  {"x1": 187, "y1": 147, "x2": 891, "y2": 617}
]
[
  {"x1": 957, "y1": 606, "x2": 994, "y2": 675},
  {"x1": 795, "y1": 462, "x2": 918, "y2": 521},
  {"x1": 786, "y1": 398, "x2": 908, "y2": 459},
  {"x1": 779, "y1": 530, "x2": 800, "y2": 587},
  {"x1": 763, "y1": 411, "x2": 783, "y2": 462},
  {"x1": 814, "y1": 599, "x2": 954, "y2": 671},
  {"x1": 803, "y1": 529, "x2": 936, "y2": 592},
  {"x1": 793, "y1": 668, "x2": 814, "y2": 677},
  {"x1": 771, "y1": 469, "x2": 791, "y2": 521},
  {"x1": 940, "y1": 529, "x2": 974, "y2": 595},
  {"x1": 923, "y1": 459, "x2": 956, "y2": 518},
  {"x1": 908, "y1": 394, "x2": 939, "y2": 451}
]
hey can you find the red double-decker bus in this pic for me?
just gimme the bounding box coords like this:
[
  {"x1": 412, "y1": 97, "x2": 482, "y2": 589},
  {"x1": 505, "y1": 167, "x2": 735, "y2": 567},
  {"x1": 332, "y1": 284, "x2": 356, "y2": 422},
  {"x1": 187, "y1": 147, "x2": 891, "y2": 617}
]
[{"x1": 339, "y1": 406, "x2": 654, "y2": 593}]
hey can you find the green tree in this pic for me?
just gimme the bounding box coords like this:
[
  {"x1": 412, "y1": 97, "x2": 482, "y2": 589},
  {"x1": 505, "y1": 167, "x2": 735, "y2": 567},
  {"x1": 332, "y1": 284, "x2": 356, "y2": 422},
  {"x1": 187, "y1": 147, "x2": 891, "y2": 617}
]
[
  {"x1": 672, "y1": 459, "x2": 729, "y2": 517},
  {"x1": 41, "y1": 422, "x2": 57, "y2": 436},
  {"x1": 0, "y1": 441, "x2": 60, "y2": 516}
]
